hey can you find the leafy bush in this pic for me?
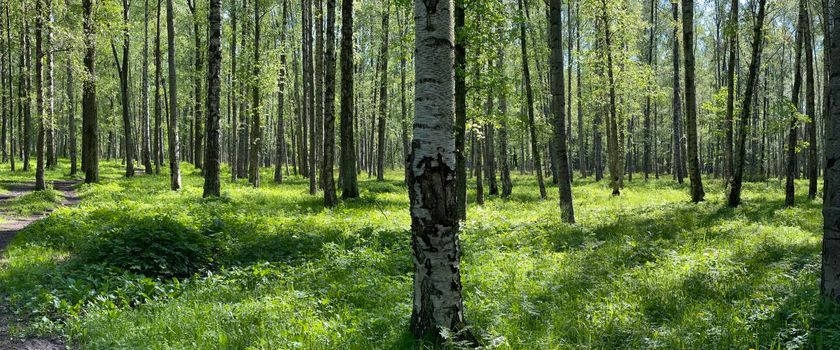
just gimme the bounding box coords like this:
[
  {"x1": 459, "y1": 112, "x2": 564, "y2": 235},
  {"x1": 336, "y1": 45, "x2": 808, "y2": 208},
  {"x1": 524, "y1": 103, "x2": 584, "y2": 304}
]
[{"x1": 79, "y1": 215, "x2": 213, "y2": 278}]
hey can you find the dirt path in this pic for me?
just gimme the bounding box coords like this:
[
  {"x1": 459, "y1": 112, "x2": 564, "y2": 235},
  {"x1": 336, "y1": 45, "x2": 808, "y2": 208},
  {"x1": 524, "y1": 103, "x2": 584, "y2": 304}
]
[{"x1": 0, "y1": 181, "x2": 78, "y2": 350}]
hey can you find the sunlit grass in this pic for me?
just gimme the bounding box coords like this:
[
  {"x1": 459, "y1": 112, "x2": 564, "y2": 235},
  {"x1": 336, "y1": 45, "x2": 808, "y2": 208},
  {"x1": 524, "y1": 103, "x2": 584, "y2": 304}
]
[{"x1": 0, "y1": 160, "x2": 836, "y2": 349}]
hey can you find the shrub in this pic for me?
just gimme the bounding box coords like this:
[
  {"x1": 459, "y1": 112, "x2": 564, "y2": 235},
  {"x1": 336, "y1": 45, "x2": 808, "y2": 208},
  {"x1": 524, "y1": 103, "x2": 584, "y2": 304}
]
[{"x1": 79, "y1": 215, "x2": 213, "y2": 278}]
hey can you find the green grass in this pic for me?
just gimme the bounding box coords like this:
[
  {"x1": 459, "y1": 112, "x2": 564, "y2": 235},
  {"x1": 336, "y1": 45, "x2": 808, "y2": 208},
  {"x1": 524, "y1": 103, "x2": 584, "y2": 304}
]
[{"x1": 0, "y1": 160, "x2": 837, "y2": 349}]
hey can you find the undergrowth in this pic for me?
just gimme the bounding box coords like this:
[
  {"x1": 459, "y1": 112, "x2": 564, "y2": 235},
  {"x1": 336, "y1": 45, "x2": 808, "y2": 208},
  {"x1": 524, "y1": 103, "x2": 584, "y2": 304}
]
[{"x1": 0, "y1": 160, "x2": 836, "y2": 349}]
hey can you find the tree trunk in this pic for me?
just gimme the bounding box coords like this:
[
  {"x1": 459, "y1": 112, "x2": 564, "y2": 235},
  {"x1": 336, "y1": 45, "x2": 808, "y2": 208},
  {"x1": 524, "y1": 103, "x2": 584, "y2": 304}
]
[
  {"x1": 682, "y1": 0, "x2": 705, "y2": 202},
  {"x1": 114, "y1": 0, "x2": 135, "y2": 177},
  {"x1": 203, "y1": 0, "x2": 222, "y2": 197},
  {"x1": 602, "y1": 0, "x2": 622, "y2": 195},
  {"x1": 643, "y1": 0, "x2": 656, "y2": 180},
  {"x1": 723, "y1": 0, "x2": 737, "y2": 181},
  {"x1": 249, "y1": 0, "x2": 261, "y2": 187},
  {"x1": 497, "y1": 39, "x2": 513, "y2": 198},
  {"x1": 821, "y1": 0, "x2": 840, "y2": 302},
  {"x1": 141, "y1": 0, "x2": 152, "y2": 173},
  {"x1": 454, "y1": 0, "x2": 467, "y2": 218},
  {"x1": 409, "y1": 0, "x2": 469, "y2": 340},
  {"x1": 22, "y1": 21, "x2": 31, "y2": 172},
  {"x1": 520, "y1": 0, "x2": 547, "y2": 199},
  {"x1": 34, "y1": 0, "x2": 45, "y2": 190},
  {"x1": 274, "y1": 0, "x2": 288, "y2": 184},
  {"x1": 45, "y1": 2, "x2": 54, "y2": 170},
  {"x1": 5, "y1": 4, "x2": 13, "y2": 172},
  {"x1": 166, "y1": 0, "x2": 181, "y2": 190},
  {"x1": 804, "y1": 10, "x2": 817, "y2": 200},
  {"x1": 786, "y1": 2, "x2": 805, "y2": 207},
  {"x1": 550, "y1": 0, "x2": 575, "y2": 222},
  {"x1": 154, "y1": 0, "x2": 163, "y2": 175},
  {"x1": 322, "y1": 0, "x2": 338, "y2": 207},
  {"x1": 67, "y1": 59, "x2": 76, "y2": 175},
  {"x1": 82, "y1": 0, "x2": 97, "y2": 183},
  {"x1": 728, "y1": 0, "x2": 766, "y2": 207},
  {"x1": 190, "y1": 0, "x2": 204, "y2": 170},
  {"x1": 671, "y1": 1, "x2": 684, "y2": 184},
  {"x1": 339, "y1": 0, "x2": 358, "y2": 198},
  {"x1": 376, "y1": 0, "x2": 389, "y2": 181}
]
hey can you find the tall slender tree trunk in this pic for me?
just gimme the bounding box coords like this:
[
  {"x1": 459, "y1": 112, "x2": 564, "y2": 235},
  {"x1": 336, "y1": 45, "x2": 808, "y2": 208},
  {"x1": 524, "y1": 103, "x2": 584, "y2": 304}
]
[
  {"x1": 166, "y1": 0, "x2": 181, "y2": 190},
  {"x1": 67, "y1": 59, "x2": 76, "y2": 175},
  {"x1": 728, "y1": 0, "x2": 766, "y2": 207},
  {"x1": 550, "y1": 0, "x2": 575, "y2": 222},
  {"x1": 82, "y1": 0, "x2": 97, "y2": 183},
  {"x1": 34, "y1": 0, "x2": 45, "y2": 190},
  {"x1": 643, "y1": 0, "x2": 656, "y2": 180},
  {"x1": 786, "y1": 2, "x2": 805, "y2": 207},
  {"x1": 189, "y1": 0, "x2": 204, "y2": 170},
  {"x1": 601, "y1": 0, "x2": 622, "y2": 195},
  {"x1": 576, "y1": 2, "x2": 585, "y2": 179},
  {"x1": 154, "y1": 0, "x2": 163, "y2": 174},
  {"x1": 683, "y1": 0, "x2": 705, "y2": 202},
  {"x1": 22, "y1": 21, "x2": 31, "y2": 172},
  {"x1": 114, "y1": 0, "x2": 135, "y2": 177},
  {"x1": 520, "y1": 0, "x2": 547, "y2": 199},
  {"x1": 203, "y1": 0, "x2": 221, "y2": 197},
  {"x1": 821, "y1": 0, "x2": 840, "y2": 302},
  {"x1": 274, "y1": 0, "x2": 288, "y2": 184},
  {"x1": 454, "y1": 0, "x2": 467, "y2": 218},
  {"x1": 249, "y1": 0, "x2": 261, "y2": 187},
  {"x1": 409, "y1": 0, "x2": 469, "y2": 340},
  {"x1": 141, "y1": 0, "x2": 152, "y2": 173},
  {"x1": 4, "y1": 4, "x2": 13, "y2": 172},
  {"x1": 804, "y1": 10, "x2": 817, "y2": 200},
  {"x1": 45, "y1": 1, "x2": 54, "y2": 170},
  {"x1": 723, "y1": 0, "x2": 737, "y2": 181},
  {"x1": 376, "y1": 0, "x2": 389, "y2": 181},
  {"x1": 497, "y1": 38, "x2": 513, "y2": 198},
  {"x1": 322, "y1": 0, "x2": 337, "y2": 206},
  {"x1": 339, "y1": 0, "x2": 358, "y2": 198},
  {"x1": 671, "y1": 1, "x2": 684, "y2": 184}
]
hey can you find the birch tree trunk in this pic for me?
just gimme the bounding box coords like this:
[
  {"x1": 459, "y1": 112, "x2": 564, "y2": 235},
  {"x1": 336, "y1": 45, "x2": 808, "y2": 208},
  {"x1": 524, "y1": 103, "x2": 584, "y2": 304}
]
[
  {"x1": 339, "y1": 0, "x2": 358, "y2": 198},
  {"x1": 322, "y1": 0, "x2": 337, "y2": 207},
  {"x1": 166, "y1": 0, "x2": 182, "y2": 190},
  {"x1": 35, "y1": 0, "x2": 45, "y2": 190},
  {"x1": 728, "y1": 0, "x2": 766, "y2": 207},
  {"x1": 141, "y1": 0, "x2": 153, "y2": 173},
  {"x1": 409, "y1": 0, "x2": 469, "y2": 339},
  {"x1": 519, "y1": 0, "x2": 547, "y2": 199},
  {"x1": 274, "y1": 0, "x2": 288, "y2": 184},
  {"x1": 821, "y1": 0, "x2": 840, "y2": 302},
  {"x1": 549, "y1": 0, "x2": 575, "y2": 222},
  {"x1": 249, "y1": 0, "x2": 261, "y2": 187},
  {"x1": 786, "y1": 2, "x2": 804, "y2": 207},
  {"x1": 82, "y1": 0, "x2": 98, "y2": 183},
  {"x1": 203, "y1": 0, "x2": 222, "y2": 197},
  {"x1": 682, "y1": 0, "x2": 705, "y2": 202}
]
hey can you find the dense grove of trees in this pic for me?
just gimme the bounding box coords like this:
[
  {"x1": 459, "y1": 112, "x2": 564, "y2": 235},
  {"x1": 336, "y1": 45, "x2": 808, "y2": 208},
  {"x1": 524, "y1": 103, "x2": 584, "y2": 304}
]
[{"x1": 0, "y1": 0, "x2": 838, "y2": 341}]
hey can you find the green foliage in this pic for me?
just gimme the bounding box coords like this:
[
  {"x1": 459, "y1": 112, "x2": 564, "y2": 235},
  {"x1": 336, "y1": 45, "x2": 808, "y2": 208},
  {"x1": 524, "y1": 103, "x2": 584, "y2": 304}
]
[
  {"x1": 78, "y1": 215, "x2": 213, "y2": 278},
  {"x1": 0, "y1": 162, "x2": 837, "y2": 349}
]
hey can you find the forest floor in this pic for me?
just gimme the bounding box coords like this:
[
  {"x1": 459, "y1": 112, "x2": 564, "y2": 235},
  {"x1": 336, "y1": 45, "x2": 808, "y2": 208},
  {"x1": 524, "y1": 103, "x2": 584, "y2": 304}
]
[
  {"x1": 0, "y1": 179, "x2": 78, "y2": 350},
  {"x1": 0, "y1": 160, "x2": 838, "y2": 349}
]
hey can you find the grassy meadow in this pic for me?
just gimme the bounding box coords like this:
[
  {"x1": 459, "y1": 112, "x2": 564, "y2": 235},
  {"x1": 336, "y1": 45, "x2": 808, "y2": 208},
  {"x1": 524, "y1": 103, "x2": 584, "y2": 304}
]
[{"x1": 0, "y1": 160, "x2": 837, "y2": 349}]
